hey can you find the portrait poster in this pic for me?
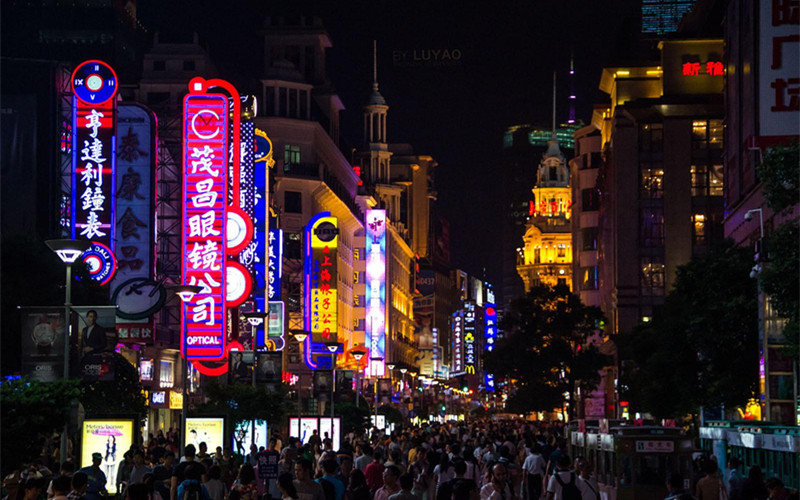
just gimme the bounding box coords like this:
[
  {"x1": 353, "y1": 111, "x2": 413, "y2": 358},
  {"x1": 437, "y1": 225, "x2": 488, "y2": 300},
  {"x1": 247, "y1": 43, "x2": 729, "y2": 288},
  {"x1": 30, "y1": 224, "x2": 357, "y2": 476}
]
[{"x1": 81, "y1": 419, "x2": 134, "y2": 495}]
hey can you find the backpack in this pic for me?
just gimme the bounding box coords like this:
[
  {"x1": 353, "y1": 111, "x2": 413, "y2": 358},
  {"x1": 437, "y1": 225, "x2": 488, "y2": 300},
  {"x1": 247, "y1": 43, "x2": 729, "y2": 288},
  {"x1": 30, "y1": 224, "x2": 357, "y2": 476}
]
[
  {"x1": 554, "y1": 472, "x2": 581, "y2": 500},
  {"x1": 182, "y1": 481, "x2": 204, "y2": 500}
]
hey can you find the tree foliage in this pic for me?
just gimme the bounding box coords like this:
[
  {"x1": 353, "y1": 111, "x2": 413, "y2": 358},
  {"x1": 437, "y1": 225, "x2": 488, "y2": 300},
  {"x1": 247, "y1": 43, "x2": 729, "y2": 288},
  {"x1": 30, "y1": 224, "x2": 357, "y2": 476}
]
[
  {"x1": 756, "y1": 143, "x2": 799, "y2": 355},
  {"x1": 618, "y1": 241, "x2": 758, "y2": 418},
  {"x1": 1, "y1": 378, "x2": 81, "y2": 474},
  {"x1": 80, "y1": 353, "x2": 147, "y2": 416},
  {"x1": 484, "y1": 284, "x2": 608, "y2": 414},
  {"x1": 337, "y1": 401, "x2": 371, "y2": 434},
  {"x1": 197, "y1": 382, "x2": 292, "y2": 429}
]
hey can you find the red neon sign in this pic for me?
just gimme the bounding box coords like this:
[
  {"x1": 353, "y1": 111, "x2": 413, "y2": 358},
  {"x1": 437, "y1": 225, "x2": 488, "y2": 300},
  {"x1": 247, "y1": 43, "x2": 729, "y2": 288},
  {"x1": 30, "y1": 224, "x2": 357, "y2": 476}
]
[
  {"x1": 181, "y1": 92, "x2": 228, "y2": 361},
  {"x1": 682, "y1": 61, "x2": 724, "y2": 76}
]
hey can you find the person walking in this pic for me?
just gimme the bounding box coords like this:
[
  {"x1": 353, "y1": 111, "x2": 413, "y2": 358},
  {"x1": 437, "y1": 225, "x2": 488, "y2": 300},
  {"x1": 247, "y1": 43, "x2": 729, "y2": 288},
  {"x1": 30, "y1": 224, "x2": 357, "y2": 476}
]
[{"x1": 78, "y1": 453, "x2": 108, "y2": 500}]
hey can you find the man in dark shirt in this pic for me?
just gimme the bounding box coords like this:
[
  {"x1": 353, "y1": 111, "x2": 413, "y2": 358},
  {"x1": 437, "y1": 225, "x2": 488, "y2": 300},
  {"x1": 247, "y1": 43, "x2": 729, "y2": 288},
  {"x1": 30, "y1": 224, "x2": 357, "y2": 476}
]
[{"x1": 171, "y1": 445, "x2": 198, "y2": 500}]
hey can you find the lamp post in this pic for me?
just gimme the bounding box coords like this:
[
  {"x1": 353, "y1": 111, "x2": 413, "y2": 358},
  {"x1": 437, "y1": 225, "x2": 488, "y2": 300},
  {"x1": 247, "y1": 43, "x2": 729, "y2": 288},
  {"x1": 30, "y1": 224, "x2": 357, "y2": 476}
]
[
  {"x1": 400, "y1": 367, "x2": 407, "y2": 392},
  {"x1": 324, "y1": 342, "x2": 341, "y2": 419},
  {"x1": 370, "y1": 357, "x2": 383, "y2": 431},
  {"x1": 243, "y1": 312, "x2": 269, "y2": 387},
  {"x1": 46, "y1": 238, "x2": 91, "y2": 464},
  {"x1": 167, "y1": 285, "x2": 202, "y2": 447},
  {"x1": 745, "y1": 208, "x2": 766, "y2": 420},
  {"x1": 290, "y1": 330, "x2": 308, "y2": 429},
  {"x1": 351, "y1": 347, "x2": 367, "y2": 408}
]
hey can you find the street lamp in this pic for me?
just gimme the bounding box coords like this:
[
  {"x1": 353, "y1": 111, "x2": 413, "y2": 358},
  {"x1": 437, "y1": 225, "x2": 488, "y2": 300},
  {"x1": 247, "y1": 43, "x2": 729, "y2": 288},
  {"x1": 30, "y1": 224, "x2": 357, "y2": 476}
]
[
  {"x1": 290, "y1": 330, "x2": 309, "y2": 428},
  {"x1": 400, "y1": 367, "x2": 407, "y2": 392},
  {"x1": 167, "y1": 285, "x2": 202, "y2": 447},
  {"x1": 324, "y1": 342, "x2": 340, "y2": 419},
  {"x1": 46, "y1": 238, "x2": 91, "y2": 464},
  {"x1": 351, "y1": 346, "x2": 367, "y2": 408},
  {"x1": 242, "y1": 312, "x2": 268, "y2": 387},
  {"x1": 370, "y1": 356, "x2": 383, "y2": 431}
]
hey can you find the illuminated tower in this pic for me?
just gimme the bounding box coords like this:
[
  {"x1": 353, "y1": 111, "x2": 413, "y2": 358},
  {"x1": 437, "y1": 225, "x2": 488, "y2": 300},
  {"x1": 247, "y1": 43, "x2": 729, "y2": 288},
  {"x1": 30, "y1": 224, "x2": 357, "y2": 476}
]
[
  {"x1": 357, "y1": 40, "x2": 393, "y2": 189},
  {"x1": 517, "y1": 73, "x2": 573, "y2": 291}
]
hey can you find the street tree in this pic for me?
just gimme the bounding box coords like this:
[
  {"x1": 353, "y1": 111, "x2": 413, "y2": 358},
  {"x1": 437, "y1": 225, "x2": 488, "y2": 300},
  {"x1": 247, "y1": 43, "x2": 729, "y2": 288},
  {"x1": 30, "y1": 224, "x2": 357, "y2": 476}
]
[
  {"x1": 484, "y1": 284, "x2": 607, "y2": 415},
  {"x1": 756, "y1": 142, "x2": 799, "y2": 356},
  {"x1": 618, "y1": 240, "x2": 758, "y2": 419},
  {"x1": 1, "y1": 378, "x2": 80, "y2": 474},
  {"x1": 197, "y1": 382, "x2": 291, "y2": 431},
  {"x1": 80, "y1": 352, "x2": 147, "y2": 416}
]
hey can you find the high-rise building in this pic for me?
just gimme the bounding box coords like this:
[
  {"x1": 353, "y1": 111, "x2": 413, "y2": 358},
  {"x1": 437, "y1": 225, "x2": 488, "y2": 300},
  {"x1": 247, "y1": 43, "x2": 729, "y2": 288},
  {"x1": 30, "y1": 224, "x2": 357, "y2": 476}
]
[{"x1": 641, "y1": 0, "x2": 697, "y2": 35}]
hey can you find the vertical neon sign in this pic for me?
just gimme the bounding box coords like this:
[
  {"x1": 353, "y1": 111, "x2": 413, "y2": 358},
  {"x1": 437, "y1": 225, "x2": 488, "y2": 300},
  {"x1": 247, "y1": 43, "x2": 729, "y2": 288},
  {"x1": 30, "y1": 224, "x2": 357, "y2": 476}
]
[
  {"x1": 181, "y1": 89, "x2": 229, "y2": 361},
  {"x1": 463, "y1": 301, "x2": 476, "y2": 375},
  {"x1": 483, "y1": 304, "x2": 497, "y2": 391},
  {"x1": 452, "y1": 311, "x2": 464, "y2": 375},
  {"x1": 71, "y1": 60, "x2": 118, "y2": 284},
  {"x1": 365, "y1": 209, "x2": 387, "y2": 377}
]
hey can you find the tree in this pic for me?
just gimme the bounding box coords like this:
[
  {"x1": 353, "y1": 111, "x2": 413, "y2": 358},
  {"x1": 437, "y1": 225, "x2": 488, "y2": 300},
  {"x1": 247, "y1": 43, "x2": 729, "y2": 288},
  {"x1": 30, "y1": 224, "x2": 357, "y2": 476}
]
[
  {"x1": 484, "y1": 284, "x2": 608, "y2": 414},
  {"x1": 756, "y1": 142, "x2": 799, "y2": 356},
  {"x1": 618, "y1": 240, "x2": 759, "y2": 418},
  {"x1": 1, "y1": 378, "x2": 80, "y2": 474},
  {"x1": 197, "y1": 382, "x2": 292, "y2": 431},
  {"x1": 80, "y1": 352, "x2": 147, "y2": 416},
  {"x1": 337, "y1": 402, "x2": 371, "y2": 434}
]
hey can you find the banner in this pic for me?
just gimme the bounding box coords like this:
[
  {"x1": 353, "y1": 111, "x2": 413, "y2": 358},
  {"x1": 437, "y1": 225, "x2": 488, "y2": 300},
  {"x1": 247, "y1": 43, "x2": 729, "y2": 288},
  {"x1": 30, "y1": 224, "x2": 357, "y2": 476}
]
[
  {"x1": 72, "y1": 306, "x2": 117, "y2": 358},
  {"x1": 255, "y1": 352, "x2": 282, "y2": 384},
  {"x1": 81, "y1": 419, "x2": 134, "y2": 495},
  {"x1": 20, "y1": 307, "x2": 67, "y2": 382},
  {"x1": 185, "y1": 417, "x2": 225, "y2": 452}
]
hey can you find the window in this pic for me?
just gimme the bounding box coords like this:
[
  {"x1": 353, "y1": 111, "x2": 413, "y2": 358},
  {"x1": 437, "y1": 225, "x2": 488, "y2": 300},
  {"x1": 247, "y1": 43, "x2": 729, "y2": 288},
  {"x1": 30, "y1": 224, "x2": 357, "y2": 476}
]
[
  {"x1": 590, "y1": 152, "x2": 602, "y2": 169},
  {"x1": 159, "y1": 359, "x2": 174, "y2": 388},
  {"x1": 279, "y1": 87, "x2": 287, "y2": 116},
  {"x1": 581, "y1": 266, "x2": 598, "y2": 290},
  {"x1": 582, "y1": 188, "x2": 599, "y2": 211},
  {"x1": 692, "y1": 120, "x2": 708, "y2": 147},
  {"x1": 640, "y1": 207, "x2": 664, "y2": 247},
  {"x1": 691, "y1": 164, "x2": 724, "y2": 196},
  {"x1": 581, "y1": 227, "x2": 598, "y2": 250},
  {"x1": 549, "y1": 166, "x2": 558, "y2": 181},
  {"x1": 639, "y1": 123, "x2": 663, "y2": 154},
  {"x1": 183, "y1": 60, "x2": 195, "y2": 71},
  {"x1": 284, "y1": 190, "x2": 302, "y2": 213},
  {"x1": 692, "y1": 120, "x2": 723, "y2": 150},
  {"x1": 640, "y1": 163, "x2": 664, "y2": 198},
  {"x1": 557, "y1": 244, "x2": 566, "y2": 258},
  {"x1": 153, "y1": 60, "x2": 165, "y2": 71},
  {"x1": 534, "y1": 248, "x2": 540, "y2": 264},
  {"x1": 285, "y1": 232, "x2": 302, "y2": 259},
  {"x1": 140, "y1": 358, "x2": 153, "y2": 381},
  {"x1": 692, "y1": 214, "x2": 706, "y2": 245},
  {"x1": 284, "y1": 144, "x2": 301, "y2": 165},
  {"x1": 640, "y1": 256, "x2": 665, "y2": 296}
]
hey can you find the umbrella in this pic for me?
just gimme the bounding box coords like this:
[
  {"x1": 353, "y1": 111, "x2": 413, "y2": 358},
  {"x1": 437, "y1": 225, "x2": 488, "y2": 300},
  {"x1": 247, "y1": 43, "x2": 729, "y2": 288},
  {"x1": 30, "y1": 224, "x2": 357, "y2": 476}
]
[{"x1": 91, "y1": 426, "x2": 123, "y2": 436}]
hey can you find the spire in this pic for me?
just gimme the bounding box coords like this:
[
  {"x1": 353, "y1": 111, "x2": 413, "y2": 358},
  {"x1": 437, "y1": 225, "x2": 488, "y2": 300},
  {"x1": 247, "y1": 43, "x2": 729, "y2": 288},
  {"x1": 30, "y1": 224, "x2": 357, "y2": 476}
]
[
  {"x1": 568, "y1": 51, "x2": 576, "y2": 124},
  {"x1": 544, "y1": 70, "x2": 563, "y2": 160},
  {"x1": 368, "y1": 39, "x2": 386, "y2": 106}
]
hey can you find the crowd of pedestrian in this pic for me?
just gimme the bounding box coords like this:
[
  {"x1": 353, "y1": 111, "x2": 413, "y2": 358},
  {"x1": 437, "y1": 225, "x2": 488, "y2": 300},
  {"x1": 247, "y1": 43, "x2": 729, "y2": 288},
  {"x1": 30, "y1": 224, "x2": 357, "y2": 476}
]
[{"x1": 3, "y1": 420, "x2": 798, "y2": 500}]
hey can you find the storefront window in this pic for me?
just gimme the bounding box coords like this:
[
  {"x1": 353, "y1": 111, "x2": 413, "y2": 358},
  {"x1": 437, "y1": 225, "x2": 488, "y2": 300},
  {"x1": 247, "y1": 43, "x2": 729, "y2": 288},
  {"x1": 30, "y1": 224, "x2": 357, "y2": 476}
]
[{"x1": 159, "y1": 359, "x2": 174, "y2": 388}]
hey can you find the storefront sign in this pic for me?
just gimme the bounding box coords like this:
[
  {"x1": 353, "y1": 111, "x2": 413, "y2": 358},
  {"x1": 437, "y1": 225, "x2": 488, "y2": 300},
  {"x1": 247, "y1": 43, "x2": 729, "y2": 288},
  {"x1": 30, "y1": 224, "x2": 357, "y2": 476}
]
[
  {"x1": 452, "y1": 311, "x2": 464, "y2": 375},
  {"x1": 185, "y1": 417, "x2": 224, "y2": 451},
  {"x1": 484, "y1": 304, "x2": 497, "y2": 391},
  {"x1": 72, "y1": 60, "x2": 118, "y2": 282},
  {"x1": 181, "y1": 91, "x2": 228, "y2": 361},
  {"x1": 464, "y1": 301, "x2": 476, "y2": 375},
  {"x1": 759, "y1": 0, "x2": 800, "y2": 138},
  {"x1": 304, "y1": 213, "x2": 339, "y2": 347},
  {"x1": 365, "y1": 209, "x2": 386, "y2": 377}
]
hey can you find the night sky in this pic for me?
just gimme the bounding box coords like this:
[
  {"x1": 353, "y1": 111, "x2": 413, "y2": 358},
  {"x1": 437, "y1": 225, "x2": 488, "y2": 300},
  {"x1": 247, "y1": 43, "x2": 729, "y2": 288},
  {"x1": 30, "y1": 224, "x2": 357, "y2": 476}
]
[{"x1": 139, "y1": 0, "x2": 642, "y2": 286}]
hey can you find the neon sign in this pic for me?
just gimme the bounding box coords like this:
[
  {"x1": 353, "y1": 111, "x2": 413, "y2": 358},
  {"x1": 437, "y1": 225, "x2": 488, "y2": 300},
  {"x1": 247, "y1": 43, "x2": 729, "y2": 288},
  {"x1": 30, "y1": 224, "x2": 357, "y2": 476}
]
[
  {"x1": 452, "y1": 311, "x2": 464, "y2": 374},
  {"x1": 181, "y1": 91, "x2": 228, "y2": 361},
  {"x1": 484, "y1": 304, "x2": 497, "y2": 391},
  {"x1": 681, "y1": 61, "x2": 724, "y2": 76},
  {"x1": 252, "y1": 128, "x2": 275, "y2": 350},
  {"x1": 463, "y1": 301, "x2": 476, "y2": 375},
  {"x1": 305, "y1": 214, "x2": 339, "y2": 346},
  {"x1": 365, "y1": 209, "x2": 386, "y2": 377},
  {"x1": 71, "y1": 60, "x2": 118, "y2": 283}
]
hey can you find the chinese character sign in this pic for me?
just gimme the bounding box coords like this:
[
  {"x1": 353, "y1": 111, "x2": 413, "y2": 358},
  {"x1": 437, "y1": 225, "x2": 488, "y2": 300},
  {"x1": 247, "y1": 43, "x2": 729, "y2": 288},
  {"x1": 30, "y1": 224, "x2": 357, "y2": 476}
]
[
  {"x1": 483, "y1": 304, "x2": 497, "y2": 391},
  {"x1": 110, "y1": 104, "x2": 155, "y2": 321},
  {"x1": 463, "y1": 301, "x2": 476, "y2": 375},
  {"x1": 181, "y1": 94, "x2": 229, "y2": 361},
  {"x1": 304, "y1": 214, "x2": 339, "y2": 345},
  {"x1": 760, "y1": 0, "x2": 800, "y2": 136},
  {"x1": 452, "y1": 311, "x2": 464, "y2": 375},
  {"x1": 365, "y1": 209, "x2": 387, "y2": 377},
  {"x1": 268, "y1": 229, "x2": 283, "y2": 300},
  {"x1": 71, "y1": 60, "x2": 118, "y2": 256}
]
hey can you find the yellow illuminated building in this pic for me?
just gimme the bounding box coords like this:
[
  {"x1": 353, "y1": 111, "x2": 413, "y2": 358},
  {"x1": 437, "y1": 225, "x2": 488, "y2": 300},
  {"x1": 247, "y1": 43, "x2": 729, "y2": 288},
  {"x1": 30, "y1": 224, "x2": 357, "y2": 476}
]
[{"x1": 517, "y1": 133, "x2": 573, "y2": 290}]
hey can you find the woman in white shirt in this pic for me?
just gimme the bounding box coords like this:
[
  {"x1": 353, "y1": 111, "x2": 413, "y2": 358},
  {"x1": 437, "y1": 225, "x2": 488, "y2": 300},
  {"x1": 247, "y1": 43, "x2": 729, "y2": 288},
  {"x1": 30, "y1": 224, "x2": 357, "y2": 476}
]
[{"x1": 480, "y1": 463, "x2": 516, "y2": 500}]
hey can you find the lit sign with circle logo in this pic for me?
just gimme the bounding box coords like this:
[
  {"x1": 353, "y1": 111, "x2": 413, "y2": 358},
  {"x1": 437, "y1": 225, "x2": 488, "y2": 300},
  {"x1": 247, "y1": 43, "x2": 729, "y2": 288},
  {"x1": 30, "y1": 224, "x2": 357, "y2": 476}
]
[{"x1": 82, "y1": 242, "x2": 117, "y2": 286}]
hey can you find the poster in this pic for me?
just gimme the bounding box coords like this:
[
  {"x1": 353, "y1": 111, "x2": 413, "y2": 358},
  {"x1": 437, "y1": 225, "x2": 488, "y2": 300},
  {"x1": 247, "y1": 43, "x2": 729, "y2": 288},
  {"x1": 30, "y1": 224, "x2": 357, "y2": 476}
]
[
  {"x1": 20, "y1": 307, "x2": 67, "y2": 382},
  {"x1": 232, "y1": 420, "x2": 267, "y2": 454},
  {"x1": 184, "y1": 417, "x2": 224, "y2": 453},
  {"x1": 72, "y1": 306, "x2": 117, "y2": 356},
  {"x1": 299, "y1": 418, "x2": 319, "y2": 444},
  {"x1": 318, "y1": 417, "x2": 341, "y2": 451},
  {"x1": 255, "y1": 352, "x2": 282, "y2": 384},
  {"x1": 81, "y1": 419, "x2": 134, "y2": 495},
  {"x1": 229, "y1": 351, "x2": 254, "y2": 384}
]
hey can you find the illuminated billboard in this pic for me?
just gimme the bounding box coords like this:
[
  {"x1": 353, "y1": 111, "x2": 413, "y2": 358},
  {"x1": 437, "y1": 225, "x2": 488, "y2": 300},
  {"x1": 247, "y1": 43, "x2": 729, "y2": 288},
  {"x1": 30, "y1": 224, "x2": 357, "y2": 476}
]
[
  {"x1": 71, "y1": 60, "x2": 118, "y2": 284},
  {"x1": 185, "y1": 417, "x2": 225, "y2": 452},
  {"x1": 81, "y1": 419, "x2": 134, "y2": 494},
  {"x1": 181, "y1": 91, "x2": 229, "y2": 361},
  {"x1": 484, "y1": 303, "x2": 497, "y2": 391},
  {"x1": 463, "y1": 301, "x2": 476, "y2": 375},
  {"x1": 452, "y1": 311, "x2": 464, "y2": 375},
  {"x1": 304, "y1": 213, "x2": 339, "y2": 347},
  {"x1": 365, "y1": 209, "x2": 387, "y2": 377}
]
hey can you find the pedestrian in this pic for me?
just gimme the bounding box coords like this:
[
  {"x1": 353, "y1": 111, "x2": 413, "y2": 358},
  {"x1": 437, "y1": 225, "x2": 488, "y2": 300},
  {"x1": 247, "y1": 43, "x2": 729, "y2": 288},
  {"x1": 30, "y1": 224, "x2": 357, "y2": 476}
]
[
  {"x1": 52, "y1": 475, "x2": 72, "y2": 500},
  {"x1": 294, "y1": 459, "x2": 325, "y2": 500},
  {"x1": 78, "y1": 453, "x2": 108, "y2": 500},
  {"x1": 345, "y1": 470, "x2": 370, "y2": 500},
  {"x1": 177, "y1": 462, "x2": 209, "y2": 500},
  {"x1": 21, "y1": 477, "x2": 45, "y2": 500},
  {"x1": 365, "y1": 451, "x2": 386, "y2": 493},
  {"x1": 48, "y1": 463, "x2": 77, "y2": 499},
  {"x1": 68, "y1": 472, "x2": 89, "y2": 500},
  {"x1": 665, "y1": 471, "x2": 687, "y2": 500},
  {"x1": 764, "y1": 478, "x2": 790, "y2": 500},
  {"x1": 574, "y1": 459, "x2": 598, "y2": 500},
  {"x1": 741, "y1": 466, "x2": 767, "y2": 500},
  {"x1": 389, "y1": 474, "x2": 419, "y2": 500},
  {"x1": 374, "y1": 466, "x2": 402, "y2": 500},
  {"x1": 203, "y1": 467, "x2": 226, "y2": 500},
  {"x1": 317, "y1": 459, "x2": 345, "y2": 500},
  {"x1": 545, "y1": 455, "x2": 579, "y2": 500},
  {"x1": 171, "y1": 446, "x2": 199, "y2": 500},
  {"x1": 522, "y1": 445, "x2": 545, "y2": 500},
  {"x1": 480, "y1": 463, "x2": 514, "y2": 500},
  {"x1": 727, "y1": 458, "x2": 743, "y2": 500},
  {"x1": 278, "y1": 473, "x2": 298, "y2": 500},
  {"x1": 695, "y1": 461, "x2": 722, "y2": 500},
  {"x1": 129, "y1": 451, "x2": 152, "y2": 486}
]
